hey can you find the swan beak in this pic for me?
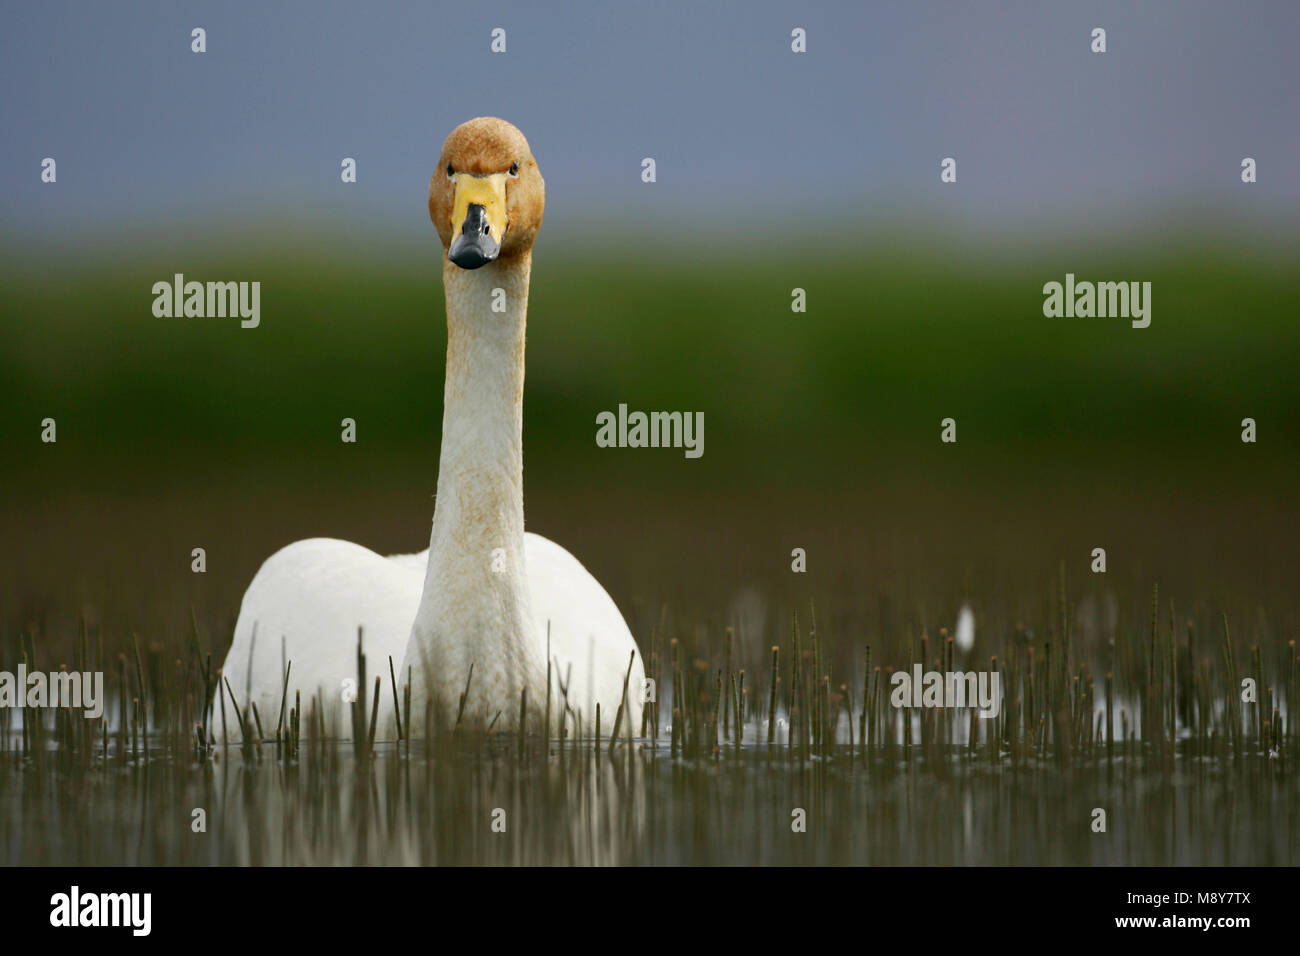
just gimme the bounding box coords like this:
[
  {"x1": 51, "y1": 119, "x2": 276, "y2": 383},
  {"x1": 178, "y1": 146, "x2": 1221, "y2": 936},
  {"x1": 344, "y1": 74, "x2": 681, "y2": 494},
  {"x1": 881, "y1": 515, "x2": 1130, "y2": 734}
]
[{"x1": 448, "y1": 173, "x2": 507, "y2": 269}]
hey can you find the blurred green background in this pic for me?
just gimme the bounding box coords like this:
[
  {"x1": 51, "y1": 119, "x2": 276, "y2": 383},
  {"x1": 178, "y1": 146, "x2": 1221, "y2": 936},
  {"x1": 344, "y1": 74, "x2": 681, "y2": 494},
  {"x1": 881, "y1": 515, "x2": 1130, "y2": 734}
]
[
  {"x1": 3, "y1": 229, "x2": 1297, "y2": 673},
  {"x1": 7, "y1": 230, "x2": 1297, "y2": 486}
]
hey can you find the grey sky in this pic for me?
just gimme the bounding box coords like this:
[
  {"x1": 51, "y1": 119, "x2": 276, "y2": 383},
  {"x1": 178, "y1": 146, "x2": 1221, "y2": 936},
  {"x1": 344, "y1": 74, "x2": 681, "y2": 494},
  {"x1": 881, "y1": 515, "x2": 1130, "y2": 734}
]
[{"x1": 3, "y1": 0, "x2": 1297, "y2": 247}]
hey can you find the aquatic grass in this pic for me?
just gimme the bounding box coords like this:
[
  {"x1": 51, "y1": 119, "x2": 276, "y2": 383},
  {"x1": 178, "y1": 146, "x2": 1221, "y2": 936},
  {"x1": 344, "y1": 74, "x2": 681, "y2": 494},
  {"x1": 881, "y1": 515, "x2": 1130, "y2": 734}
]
[
  {"x1": 389, "y1": 656, "x2": 403, "y2": 741},
  {"x1": 607, "y1": 651, "x2": 635, "y2": 755},
  {"x1": 1, "y1": 570, "x2": 1296, "y2": 865},
  {"x1": 767, "y1": 646, "x2": 779, "y2": 747}
]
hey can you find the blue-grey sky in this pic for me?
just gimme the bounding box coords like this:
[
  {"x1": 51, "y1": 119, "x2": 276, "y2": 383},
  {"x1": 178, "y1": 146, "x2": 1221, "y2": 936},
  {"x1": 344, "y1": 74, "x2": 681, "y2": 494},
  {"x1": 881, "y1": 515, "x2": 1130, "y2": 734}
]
[{"x1": 3, "y1": 0, "x2": 1297, "y2": 250}]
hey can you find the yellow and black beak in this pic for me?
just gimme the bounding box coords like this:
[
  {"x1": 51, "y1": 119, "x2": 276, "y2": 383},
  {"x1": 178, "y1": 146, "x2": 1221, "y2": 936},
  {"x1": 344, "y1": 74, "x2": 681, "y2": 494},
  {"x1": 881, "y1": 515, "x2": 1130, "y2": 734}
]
[{"x1": 447, "y1": 173, "x2": 508, "y2": 269}]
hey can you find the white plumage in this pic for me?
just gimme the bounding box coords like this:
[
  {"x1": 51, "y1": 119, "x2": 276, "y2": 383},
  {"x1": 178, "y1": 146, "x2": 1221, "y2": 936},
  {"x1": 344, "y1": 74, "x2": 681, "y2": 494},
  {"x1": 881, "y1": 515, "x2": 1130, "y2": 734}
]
[{"x1": 219, "y1": 533, "x2": 642, "y2": 739}]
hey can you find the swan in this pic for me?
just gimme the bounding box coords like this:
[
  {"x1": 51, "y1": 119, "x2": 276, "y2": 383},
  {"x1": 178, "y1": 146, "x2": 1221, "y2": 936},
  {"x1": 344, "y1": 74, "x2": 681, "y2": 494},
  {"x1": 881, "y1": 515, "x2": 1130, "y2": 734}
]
[{"x1": 218, "y1": 117, "x2": 645, "y2": 740}]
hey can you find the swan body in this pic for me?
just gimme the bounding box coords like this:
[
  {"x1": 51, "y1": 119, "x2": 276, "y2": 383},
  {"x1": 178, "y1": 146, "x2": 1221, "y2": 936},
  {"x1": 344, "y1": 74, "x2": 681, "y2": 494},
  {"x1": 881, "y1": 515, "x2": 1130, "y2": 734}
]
[
  {"x1": 217, "y1": 118, "x2": 644, "y2": 739},
  {"x1": 221, "y1": 534, "x2": 640, "y2": 737}
]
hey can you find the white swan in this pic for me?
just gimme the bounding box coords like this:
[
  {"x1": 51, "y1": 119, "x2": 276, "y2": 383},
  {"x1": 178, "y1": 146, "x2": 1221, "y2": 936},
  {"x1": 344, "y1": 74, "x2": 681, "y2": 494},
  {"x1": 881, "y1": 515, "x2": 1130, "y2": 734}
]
[{"x1": 218, "y1": 118, "x2": 645, "y2": 740}]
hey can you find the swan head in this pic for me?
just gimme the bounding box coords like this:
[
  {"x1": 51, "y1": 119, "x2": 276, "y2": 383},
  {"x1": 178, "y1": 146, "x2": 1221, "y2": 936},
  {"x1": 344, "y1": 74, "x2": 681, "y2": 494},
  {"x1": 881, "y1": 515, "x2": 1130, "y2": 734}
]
[{"x1": 430, "y1": 117, "x2": 545, "y2": 270}]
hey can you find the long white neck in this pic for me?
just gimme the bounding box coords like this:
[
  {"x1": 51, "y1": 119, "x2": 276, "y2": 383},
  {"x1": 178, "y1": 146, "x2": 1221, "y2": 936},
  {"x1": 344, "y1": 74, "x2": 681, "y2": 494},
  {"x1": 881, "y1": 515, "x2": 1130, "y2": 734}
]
[{"x1": 405, "y1": 253, "x2": 542, "y2": 727}]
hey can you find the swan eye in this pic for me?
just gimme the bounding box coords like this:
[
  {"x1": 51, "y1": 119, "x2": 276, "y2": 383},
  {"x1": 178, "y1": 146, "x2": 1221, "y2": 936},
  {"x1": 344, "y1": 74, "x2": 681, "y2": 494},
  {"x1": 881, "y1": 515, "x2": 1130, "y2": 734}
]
[
  {"x1": 509, "y1": 162, "x2": 520, "y2": 177},
  {"x1": 446, "y1": 163, "x2": 455, "y2": 179}
]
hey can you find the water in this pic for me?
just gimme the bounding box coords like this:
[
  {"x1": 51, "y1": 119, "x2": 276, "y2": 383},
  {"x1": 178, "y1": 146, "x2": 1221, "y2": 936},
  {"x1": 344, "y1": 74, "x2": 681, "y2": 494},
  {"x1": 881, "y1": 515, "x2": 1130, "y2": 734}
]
[{"x1": 2, "y1": 727, "x2": 1294, "y2": 866}]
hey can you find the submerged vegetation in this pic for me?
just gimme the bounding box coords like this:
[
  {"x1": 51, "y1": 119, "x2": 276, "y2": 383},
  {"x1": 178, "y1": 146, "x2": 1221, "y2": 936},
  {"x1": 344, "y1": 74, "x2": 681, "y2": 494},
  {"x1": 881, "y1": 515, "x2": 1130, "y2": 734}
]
[{"x1": 2, "y1": 575, "x2": 1296, "y2": 866}]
